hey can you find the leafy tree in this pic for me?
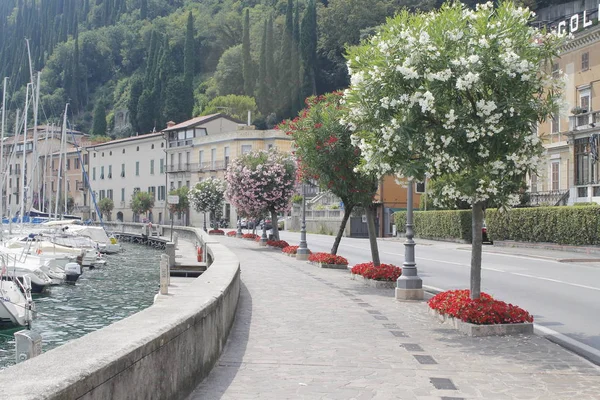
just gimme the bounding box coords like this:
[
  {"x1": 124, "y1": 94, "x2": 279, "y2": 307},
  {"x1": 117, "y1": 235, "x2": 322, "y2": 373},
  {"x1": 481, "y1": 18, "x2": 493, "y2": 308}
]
[
  {"x1": 201, "y1": 94, "x2": 259, "y2": 122},
  {"x1": 98, "y1": 197, "x2": 114, "y2": 221},
  {"x1": 168, "y1": 186, "x2": 190, "y2": 216},
  {"x1": 130, "y1": 191, "x2": 154, "y2": 220},
  {"x1": 279, "y1": 92, "x2": 379, "y2": 261},
  {"x1": 188, "y1": 177, "x2": 226, "y2": 229},
  {"x1": 344, "y1": 2, "x2": 566, "y2": 299},
  {"x1": 225, "y1": 149, "x2": 296, "y2": 241},
  {"x1": 91, "y1": 100, "x2": 107, "y2": 136},
  {"x1": 211, "y1": 44, "x2": 244, "y2": 96}
]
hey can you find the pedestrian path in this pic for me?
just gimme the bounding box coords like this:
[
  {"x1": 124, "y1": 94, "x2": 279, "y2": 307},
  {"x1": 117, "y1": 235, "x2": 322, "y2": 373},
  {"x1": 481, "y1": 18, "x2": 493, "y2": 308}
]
[{"x1": 187, "y1": 236, "x2": 600, "y2": 400}]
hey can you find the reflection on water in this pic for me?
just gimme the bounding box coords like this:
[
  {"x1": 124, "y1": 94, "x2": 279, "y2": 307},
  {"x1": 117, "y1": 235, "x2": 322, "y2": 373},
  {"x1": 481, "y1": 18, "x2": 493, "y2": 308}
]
[{"x1": 0, "y1": 242, "x2": 161, "y2": 369}]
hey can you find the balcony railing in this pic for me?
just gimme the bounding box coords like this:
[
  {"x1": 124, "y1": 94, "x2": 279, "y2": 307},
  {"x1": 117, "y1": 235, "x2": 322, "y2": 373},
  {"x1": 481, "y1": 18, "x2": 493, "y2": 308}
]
[
  {"x1": 569, "y1": 111, "x2": 600, "y2": 131},
  {"x1": 527, "y1": 190, "x2": 569, "y2": 206},
  {"x1": 168, "y1": 139, "x2": 193, "y2": 148},
  {"x1": 76, "y1": 182, "x2": 88, "y2": 191},
  {"x1": 166, "y1": 161, "x2": 228, "y2": 173}
]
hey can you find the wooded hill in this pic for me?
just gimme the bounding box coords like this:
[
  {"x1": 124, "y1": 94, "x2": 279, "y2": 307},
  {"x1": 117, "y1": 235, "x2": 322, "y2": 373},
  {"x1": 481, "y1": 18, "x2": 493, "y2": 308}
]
[{"x1": 0, "y1": 0, "x2": 570, "y2": 137}]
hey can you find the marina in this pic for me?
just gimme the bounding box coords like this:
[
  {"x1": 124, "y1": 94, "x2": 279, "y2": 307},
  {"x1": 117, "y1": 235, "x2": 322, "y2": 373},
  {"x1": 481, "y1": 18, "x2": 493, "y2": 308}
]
[{"x1": 0, "y1": 241, "x2": 162, "y2": 370}]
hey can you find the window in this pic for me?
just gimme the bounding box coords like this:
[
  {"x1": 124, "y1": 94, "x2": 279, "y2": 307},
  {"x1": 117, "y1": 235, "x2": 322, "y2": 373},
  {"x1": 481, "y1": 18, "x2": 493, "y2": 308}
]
[
  {"x1": 582, "y1": 52, "x2": 589, "y2": 71},
  {"x1": 186, "y1": 151, "x2": 190, "y2": 168},
  {"x1": 170, "y1": 154, "x2": 175, "y2": 169},
  {"x1": 75, "y1": 158, "x2": 80, "y2": 169},
  {"x1": 551, "y1": 162, "x2": 559, "y2": 191},
  {"x1": 211, "y1": 148, "x2": 216, "y2": 169},
  {"x1": 100, "y1": 166, "x2": 105, "y2": 179},
  {"x1": 136, "y1": 161, "x2": 140, "y2": 176},
  {"x1": 133, "y1": 187, "x2": 140, "y2": 194},
  {"x1": 151, "y1": 144, "x2": 154, "y2": 149},
  {"x1": 93, "y1": 167, "x2": 96, "y2": 180},
  {"x1": 267, "y1": 144, "x2": 273, "y2": 150},
  {"x1": 148, "y1": 186, "x2": 156, "y2": 199},
  {"x1": 161, "y1": 142, "x2": 164, "y2": 148},
  {"x1": 178, "y1": 153, "x2": 182, "y2": 169},
  {"x1": 102, "y1": 152, "x2": 105, "y2": 157},
  {"x1": 552, "y1": 63, "x2": 560, "y2": 78},
  {"x1": 110, "y1": 151, "x2": 112, "y2": 156},
  {"x1": 160, "y1": 158, "x2": 164, "y2": 174},
  {"x1": 575, "y1": 137, "x2": 593, "y2": 185},
  {"x1": 107, "y1": 189, "x2": 113, "y2": 200},
  {"x1": 224, "y1": 147, "x2": 230, "y2": 168},
  {"x1": 241, "y1": 144, "x2": 252, "y2": 154},
  {"x1": 99, "y1": 190, "x2": 106, "y2": 200},
  {"x1": 121, "y1": 164, "x2": 125, "y2": 178},
  {"x1": 66, "y1": 159, "x2": 71, "y2": 170},
  {"x1": 150, "y1": 160, "x2": 155, "y2": 175},
  {"x1": 186, "y1": 180, "x2": 190, "y2": 188},
  {"x1": 93, "y1": 153, "x2": 96, "y2": 158},
  {"x1": 551, "y1": 113, "x2": 559, "y2": 134},
  {"x1": 178, "y1": 181, "x2": 182, "y2": 189},
  {"x1": 121, "y1": 188, "x2": 125, "y2": 202},
  {"x1": 580, "y1": 89, "x2": 591, "y2": 112},
  {"x1": 83, "y1": 154, "x2": 88, "y2": 164},
  {"x1": 122, "y1": 149, "x2": 125, "y2": 154},
  {"x1": 137, "y1": 146, "x2": 139, "y2": 151},
  {"x1": 199, "y1": 150, "x2": 204, "y2": 167},
  {"x1": 158, "y1": 186, "x2": 165, "y2": 201},
  {"x1": 50, "y1": 161, "x2": 53, "y2": 171},
  {"x1": 108, "y1": 165, "x2": 112, "y2": 179}
]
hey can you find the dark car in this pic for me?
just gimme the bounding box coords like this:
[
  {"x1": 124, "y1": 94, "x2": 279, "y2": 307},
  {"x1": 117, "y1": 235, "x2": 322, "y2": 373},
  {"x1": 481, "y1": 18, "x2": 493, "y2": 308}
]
[{"x1": 482, "y1": 223, "x2": 493, "y2": 244}]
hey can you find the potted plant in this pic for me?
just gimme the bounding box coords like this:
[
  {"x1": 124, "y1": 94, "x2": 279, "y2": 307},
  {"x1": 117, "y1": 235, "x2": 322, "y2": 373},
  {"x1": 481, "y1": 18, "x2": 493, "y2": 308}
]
[
  {"x1": 350, "y1": 262, "x2": 402, "y2": 289},
  {"x1": 307, "y1": 252, "x2": 349, "y2": 269},
  {"x1": 571, "y1": 106, "x2": 587, "y2": 115}
]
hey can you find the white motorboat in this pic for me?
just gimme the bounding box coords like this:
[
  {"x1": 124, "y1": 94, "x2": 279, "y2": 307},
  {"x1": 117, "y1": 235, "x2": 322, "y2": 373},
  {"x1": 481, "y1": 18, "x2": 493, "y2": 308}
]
[
  {"x1": 41, "y1": 221, "x2": 121, "y2": 254},
  {"x1": 0, "y1": 252, "x2": 53, "y2": 293},
  {"x1": 0, "y1": 274, "x2": 34, "y2": 327}
]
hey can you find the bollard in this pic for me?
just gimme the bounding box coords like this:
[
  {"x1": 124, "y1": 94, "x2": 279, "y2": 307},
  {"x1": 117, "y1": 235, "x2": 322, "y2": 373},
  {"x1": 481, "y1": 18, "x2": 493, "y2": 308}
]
[
  {"x1": 15, "y1": 330, "x2": 42, "y2": 364},
  {"x1": 173, "y1": 232, "x2": 179, "y2": 248},
  {"x1": 165, "y1": 242, "x2": 176, "y2": 268},
  {"x1": 160, "y1": 254, "x2": 169, "y2": 295}
]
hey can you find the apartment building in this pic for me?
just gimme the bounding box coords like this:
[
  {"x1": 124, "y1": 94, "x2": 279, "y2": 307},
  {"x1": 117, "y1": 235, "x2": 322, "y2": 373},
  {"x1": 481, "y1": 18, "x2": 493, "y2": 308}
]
[
  {"x1": 162, "y1": 113, "x2": 293, "y2": 227},
  {"x1": 85, "y1": 133, "x2": 167, "y2": 223},
  {"x1": 537, "y1": 22, "x2": 600, "y2": 205}
]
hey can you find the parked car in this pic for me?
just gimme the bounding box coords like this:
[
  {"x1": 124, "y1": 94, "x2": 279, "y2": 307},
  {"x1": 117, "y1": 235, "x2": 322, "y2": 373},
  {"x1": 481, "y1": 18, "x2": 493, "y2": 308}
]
[
  {"x1": 239, "y1": 218, "x2": 248, "y2": 229},
  {"x1": 482, "y1": 223, "x2": 492, "y2": 244},
  {"x1": 259, "y1": 219, "x2": 272, "y2": 230}
]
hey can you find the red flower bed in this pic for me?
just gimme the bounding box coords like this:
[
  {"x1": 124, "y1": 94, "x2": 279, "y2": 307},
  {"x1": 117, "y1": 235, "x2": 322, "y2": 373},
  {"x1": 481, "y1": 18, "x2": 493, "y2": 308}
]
[
  {"x1": 226, "y1": 231, "x2": 237, "y2": 237},
  {"x1": 243, "y1": 233, "x2": 259, "y2": 239},
  {"x1": 267, "y1": 240, "x2": 289, "y2": 248},
  {"x1": 282, "y1": 246, "x2": 312, "y2": 255},
  {"x1": 350, "y1": 262, "x2": 402, "y2": 281},
  {"x1": 428, "y1": 289, "x2": 533, "y2": 325},
  {"x1": 308, "y1": 252, "x2": 348, "y2": 265},
  {"x1": 208, "y1": 229, "x2": 224, "y2": 235}
]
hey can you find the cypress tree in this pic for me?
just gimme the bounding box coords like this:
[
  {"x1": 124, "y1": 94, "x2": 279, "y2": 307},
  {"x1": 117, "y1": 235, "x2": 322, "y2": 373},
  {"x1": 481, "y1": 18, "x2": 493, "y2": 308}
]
[
  {"x1": 183, "y1": 11, "x2": 195, "y2": 119},
  {"x1": 300, "y1": 0, "x2": 317, "y2": 99},
  {"x1": 265, "y1": 16, "x2": 275, "y2": 112},
  {"x1": 290, "y1": 0, "x2": 301, "y2": 115},
  {"x1": 140, "y1": 0, "x2": 147, "y2": 20},
  {"x1": 256, "y1": 19, "x2": 268, "y2": 115},
  {"x1": 91, "y1": 100, "x2": 107, "y2": 136},
  {"x1": 277, "y1": 0, "x2": 294, "y2": 118},
  {"x1": 127, "y1": 75, "x2": 144, "y2": 133},
  {"x1": 242, "y1": 8, "x2": 254, "y2": 97},
  {"x1": 70, "y1": 25, "x2": 81, "y2": 113}
]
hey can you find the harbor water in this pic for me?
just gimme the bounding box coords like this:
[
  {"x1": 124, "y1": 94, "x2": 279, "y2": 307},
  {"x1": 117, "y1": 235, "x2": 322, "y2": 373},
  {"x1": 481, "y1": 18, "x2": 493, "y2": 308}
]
[{"x1": 0, "y1": 242, "x2": 162, "y2": 369}]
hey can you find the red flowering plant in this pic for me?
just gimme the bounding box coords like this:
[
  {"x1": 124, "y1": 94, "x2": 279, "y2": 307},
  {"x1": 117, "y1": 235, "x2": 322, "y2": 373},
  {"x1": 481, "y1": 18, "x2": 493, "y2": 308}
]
[
  {"x1": 266, "y1": 240, "x2": 289, "y2": 248},
  {"x1": 226, "y1": 231, "x2": 237, "y2": 237},
  {"x1": 308, "y1": 252, "x2": 348, "y2": 265},
  {"x1": 277, "y1": 92, "x2": 378, "y2": 256},
  {"x1": 282, "y1": 245, "x2": 312, "y2": 255},
  {"x1": 242, "y1": 233, "x2": 259, "y2": 239},
  {"x1": 428, "y1": 289, "x2": 533, "y2": 325},
  {"x1": 351, "y1": 262, "x2": 402, "y2": 281},
  {"x1": 208, "y1": 229, "x2": 224, "y2": 235}
]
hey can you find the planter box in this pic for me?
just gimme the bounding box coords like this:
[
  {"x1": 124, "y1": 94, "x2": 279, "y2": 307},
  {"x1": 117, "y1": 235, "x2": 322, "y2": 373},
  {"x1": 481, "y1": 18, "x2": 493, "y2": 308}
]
[
  {"x1": 428, "y1": 308, "x2": 534, "y2": 337},
  {"x1": 208, "y1": 232, "x2": 224, "y2": 236},
  {"x1": 310, "y1": 261, "x2": 348, "y2": 270},
  {"x1": 351, "y1": 274, "x2": 395, "y2": 289},
  {"x1": 283, "y1": 253, "x2": 296, "y2": 257}
]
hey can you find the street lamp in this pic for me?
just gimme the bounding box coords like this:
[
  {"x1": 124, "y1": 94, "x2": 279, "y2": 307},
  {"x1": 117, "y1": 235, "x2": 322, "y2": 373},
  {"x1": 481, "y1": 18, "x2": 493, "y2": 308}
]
[
  {"x1": 203, "y1": 211, "x2": 207, "y2": 232},
  {"x1": 395, "y1": 179, "x2": 424, "y2": 300},
  {"x1": 296, "y1": 182, "x2": 310, "y2": 260}
]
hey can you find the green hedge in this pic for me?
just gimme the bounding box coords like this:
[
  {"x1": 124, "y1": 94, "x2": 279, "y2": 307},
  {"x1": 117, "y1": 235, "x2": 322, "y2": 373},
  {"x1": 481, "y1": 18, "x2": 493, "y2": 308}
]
[
  {"x1": 394, "y1": 210, "x2": 472, "y2": 242},
  {"x1": 486, "y1": 206, "x2": 600, "y2": 245}
]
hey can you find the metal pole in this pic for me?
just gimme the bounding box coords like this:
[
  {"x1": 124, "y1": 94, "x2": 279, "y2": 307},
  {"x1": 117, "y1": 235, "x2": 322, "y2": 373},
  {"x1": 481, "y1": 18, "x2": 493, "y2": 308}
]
[
  {"x1": 203, "y1": 211, "x2": 207, "y2": 232},
  {"x1": 20, "y1": 84, "x2": 31, "y2": 223},
  {"x1": 296, "y1": 183, "x2": 310, "y2": 260},
  {"x1": 395, "y1": 179, "x2": 423, "y2": 300},
  {"x1": 170, "y1": 211, "x2": 173, "y2": 242},
  {"x1": 0, "y1": 77, "x2": 7, "y2": 220}
]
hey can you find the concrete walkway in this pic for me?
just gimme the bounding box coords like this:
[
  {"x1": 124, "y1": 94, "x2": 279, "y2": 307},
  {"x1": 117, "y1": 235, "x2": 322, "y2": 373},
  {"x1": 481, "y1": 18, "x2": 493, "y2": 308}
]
[{"x1": 187, "y1": 236, "x2": 600, "y2": 400}]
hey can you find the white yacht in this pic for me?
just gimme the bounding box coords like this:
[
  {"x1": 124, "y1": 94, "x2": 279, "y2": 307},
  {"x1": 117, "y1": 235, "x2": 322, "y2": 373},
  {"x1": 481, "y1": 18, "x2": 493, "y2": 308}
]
[{"x1": 0, "y1": 277, "x2": 34, "y2": 327}]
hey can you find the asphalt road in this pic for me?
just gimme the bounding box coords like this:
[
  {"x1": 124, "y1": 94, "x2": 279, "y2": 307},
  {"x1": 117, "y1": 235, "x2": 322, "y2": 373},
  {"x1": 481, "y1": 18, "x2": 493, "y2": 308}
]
[{"x1": 276, "y1": 230, "x2": 600, "y2": 353}]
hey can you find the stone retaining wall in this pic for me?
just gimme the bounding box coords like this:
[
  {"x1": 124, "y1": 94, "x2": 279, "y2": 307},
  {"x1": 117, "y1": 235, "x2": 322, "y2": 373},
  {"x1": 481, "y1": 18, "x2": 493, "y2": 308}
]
[{"x1": 0, "y1": 225, "x2": 240, "y2": 400}]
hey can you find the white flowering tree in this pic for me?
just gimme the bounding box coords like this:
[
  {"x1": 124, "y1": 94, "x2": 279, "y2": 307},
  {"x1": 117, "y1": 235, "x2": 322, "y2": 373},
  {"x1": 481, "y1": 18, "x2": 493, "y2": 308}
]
[
  {"x1": 225, "y1": 149, "x2": 297, "y2": 240},
  {"x1": 188, "y1": 177, "x2": 226, "y2": 229},
  {"x1": 344, "y1": 1, "x2": 566, "y2": 299}
]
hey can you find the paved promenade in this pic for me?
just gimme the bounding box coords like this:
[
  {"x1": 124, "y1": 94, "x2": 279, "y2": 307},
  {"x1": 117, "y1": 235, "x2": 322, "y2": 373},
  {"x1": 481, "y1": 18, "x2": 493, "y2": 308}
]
[{"x1": 187, "y1": 236, "x2": 600, "y2": 400}]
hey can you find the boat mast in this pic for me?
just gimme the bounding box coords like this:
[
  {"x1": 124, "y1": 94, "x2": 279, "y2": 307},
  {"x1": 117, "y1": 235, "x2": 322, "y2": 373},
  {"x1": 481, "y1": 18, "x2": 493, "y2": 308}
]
[
  {"x1": 42, "y1": 124, "x2": 51, "y2": 213},
  {"x1": 1, "y1": 77, "x2": 7, "y2": 219},
  {"x1": 20, "y1": 84, "x2": 31, "y2": 223},
  {"x1": 54, "y1": 104, "x2": 68, "y2": 218},
  {"x1": 33, "y1": 72, "x2": 40, "y2": 212}
]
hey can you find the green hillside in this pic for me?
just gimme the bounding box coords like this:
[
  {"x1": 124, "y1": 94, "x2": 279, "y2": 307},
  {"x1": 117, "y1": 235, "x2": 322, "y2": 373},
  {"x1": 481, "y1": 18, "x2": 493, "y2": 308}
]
[{"x1": 0, "y1": 0, "x2": 570, "y2": 136}]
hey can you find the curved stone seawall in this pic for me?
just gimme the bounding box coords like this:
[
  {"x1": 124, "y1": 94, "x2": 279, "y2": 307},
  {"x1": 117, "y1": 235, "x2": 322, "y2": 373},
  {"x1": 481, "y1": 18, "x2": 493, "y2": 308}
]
[{"x1": 0, "y1": 225, "x2": 240, "y2": 400}]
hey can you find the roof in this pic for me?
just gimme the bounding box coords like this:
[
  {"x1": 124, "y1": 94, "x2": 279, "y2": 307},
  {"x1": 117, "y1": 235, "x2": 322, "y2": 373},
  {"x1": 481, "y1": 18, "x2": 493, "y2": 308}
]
[
  {"x1": 161, "y1": 113, "x2": 242, "y2": 132},
  {"x1": 85, "y1": 132, "x2": 164, "y2": 149}
]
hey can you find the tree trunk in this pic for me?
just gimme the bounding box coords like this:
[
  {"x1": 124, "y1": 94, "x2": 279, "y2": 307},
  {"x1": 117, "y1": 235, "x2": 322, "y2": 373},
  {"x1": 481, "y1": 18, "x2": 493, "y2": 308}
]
[
  {"x1": 331, "y1": 204, "x2": 353, "y2": 255},
  {"x1": 470, "y1": 201, "x2": 484, "y2": 300},
  {"x1": 365, "y1": 204, "x2": 381, "y2": 267},
  {"x1": 271, "y1": 209, "x2": 279, "y2": 240}
]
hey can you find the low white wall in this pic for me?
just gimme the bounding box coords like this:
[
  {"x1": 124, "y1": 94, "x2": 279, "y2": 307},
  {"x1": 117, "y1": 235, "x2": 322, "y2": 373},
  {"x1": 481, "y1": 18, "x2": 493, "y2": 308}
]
[{"x1": 0, "y1": 226, "x2": 240, "y2": 400}]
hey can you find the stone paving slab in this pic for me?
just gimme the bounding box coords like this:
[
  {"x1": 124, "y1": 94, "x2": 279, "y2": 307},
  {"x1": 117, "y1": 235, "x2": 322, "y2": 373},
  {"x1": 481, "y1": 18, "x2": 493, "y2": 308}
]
[{"x1": 187, "y1": 237, "x2": 600, "y2": 400}]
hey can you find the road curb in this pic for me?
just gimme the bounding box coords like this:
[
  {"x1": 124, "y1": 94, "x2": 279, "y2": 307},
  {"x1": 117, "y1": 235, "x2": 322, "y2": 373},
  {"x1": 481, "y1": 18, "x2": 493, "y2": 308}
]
[{"x1": 423, "y1": 285, "x2": 600, "y2": 367}]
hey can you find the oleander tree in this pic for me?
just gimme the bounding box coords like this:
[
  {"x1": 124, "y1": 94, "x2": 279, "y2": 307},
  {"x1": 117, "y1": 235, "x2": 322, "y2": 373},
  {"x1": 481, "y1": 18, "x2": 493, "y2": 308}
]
[
  {"x1": 278, "y1": 92, "x2": 380, "y2": 262},
  {"x1": 225, "y1": 149, "x2": 296, "y2": 240},
  {"x1": 344, "y1": 1, "x2": 567, "y2": 299},
  {"x1": 188, "y1": 177, "x2": 226, "y2": 228},
  {"x1": 130, "y1": 191, "x2": 154, "y2": 222},
  {"x1": 98, "y1": 198, "x2": 114, "y2": 221},
  {"x1": 168, "y1": 186, "x2": 190, "y2": 224}
]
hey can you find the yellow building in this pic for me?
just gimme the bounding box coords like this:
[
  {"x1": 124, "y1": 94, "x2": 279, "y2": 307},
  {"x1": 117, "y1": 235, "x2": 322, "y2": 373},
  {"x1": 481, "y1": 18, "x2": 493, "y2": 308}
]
[{"x1": 538, "y1": 23, "x2": 600, "y2": 205}]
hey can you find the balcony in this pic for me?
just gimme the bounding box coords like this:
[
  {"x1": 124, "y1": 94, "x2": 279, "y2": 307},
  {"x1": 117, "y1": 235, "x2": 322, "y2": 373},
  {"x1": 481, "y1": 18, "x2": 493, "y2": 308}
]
[
  {"x1": 197, "y1": 161, "x2": 226, "y2": 172},
  {"x1": 527, "y1": 190, "x2": 569, "y2": 206},
  {"x1": 569, "y1": 111, "x2": 600, "y2": 131},
  {"x1": 166, "y1": 163, "x2": 193, "y2": 173},
  {"x1": 76, "y1": 182, "x2": 88, "y2": 191},
  {"x1": 168, "y1": 139, "x2": 193, "y2": 148}
]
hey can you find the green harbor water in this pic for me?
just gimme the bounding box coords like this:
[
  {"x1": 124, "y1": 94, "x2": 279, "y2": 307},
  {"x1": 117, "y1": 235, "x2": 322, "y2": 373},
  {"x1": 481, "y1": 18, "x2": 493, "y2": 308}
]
[{"x1": 0, "y1": 242, "x2": 162, "y2": 370}]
